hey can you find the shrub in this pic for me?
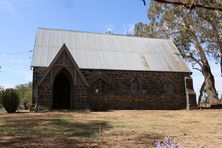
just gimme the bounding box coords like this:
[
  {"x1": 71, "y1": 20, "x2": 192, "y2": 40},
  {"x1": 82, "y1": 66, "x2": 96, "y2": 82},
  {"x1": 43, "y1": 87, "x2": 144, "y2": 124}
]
[{"x1": 1, "y1": 89, "x2": 20, "y2": 113}]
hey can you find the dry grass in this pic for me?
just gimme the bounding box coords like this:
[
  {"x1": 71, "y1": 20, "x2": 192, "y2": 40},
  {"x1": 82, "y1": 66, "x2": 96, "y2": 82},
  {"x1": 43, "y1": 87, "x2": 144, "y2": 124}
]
[{"x1": 0, "y1": 109, "x2": 222, "y2": 148}]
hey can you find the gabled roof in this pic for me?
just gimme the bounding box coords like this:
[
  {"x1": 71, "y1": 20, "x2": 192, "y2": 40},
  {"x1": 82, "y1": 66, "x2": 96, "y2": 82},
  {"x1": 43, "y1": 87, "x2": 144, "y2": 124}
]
[
  {"x1": 31, "y1": 28, "x2": 191, "y2": 72},
  {"x1": 37, "y1": 44, "x2": 89, "y2": 87}
]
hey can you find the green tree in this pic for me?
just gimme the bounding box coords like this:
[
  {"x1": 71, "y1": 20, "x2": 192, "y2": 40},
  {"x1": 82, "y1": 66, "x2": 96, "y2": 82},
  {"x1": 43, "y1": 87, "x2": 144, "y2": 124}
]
[
  {"x1": 0, "y1": 86, "x2": 3, "y2": 92},
  {"x1": 135, "y1": 1, "x2": 221, "y2": 106},
  {"x1": 15, "y1": 82, "x2": 32, "y2": 109},
  {"x1": 153, "y1": 0, "x2": 222, "y2": 11}
]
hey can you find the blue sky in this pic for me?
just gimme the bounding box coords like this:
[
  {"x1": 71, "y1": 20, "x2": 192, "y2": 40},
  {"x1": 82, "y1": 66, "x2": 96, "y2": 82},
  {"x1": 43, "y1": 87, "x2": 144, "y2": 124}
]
[{"x1": 0, "y1": 0, "x2": 221, "y2": 96}]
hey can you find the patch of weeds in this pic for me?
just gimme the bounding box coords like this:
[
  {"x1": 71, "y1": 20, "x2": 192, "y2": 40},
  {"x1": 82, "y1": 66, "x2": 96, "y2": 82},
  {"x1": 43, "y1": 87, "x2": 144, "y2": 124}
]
[
  {"x1": 0, "y1": 120, "x2": 55, "y2": 136},
  {"x1": 37, "y1": 127, "x2": 54, "y2": 134},
  {"x1": 112, "y1": 121, "x2": 141, "y2": 129},
  {"x1": 0, "y1": 126, "x2": 17, "y2": 133},
  {"x1": 50, "y1": 118, "x2": 71, "y2": 126},
  {"x1": 121, "y1": 124, "x2": 142, "y2": 129},
  {"x1": 49, "y1": 119, "x2": 111, "y2": 139},
  {"x1": 0, "y1": 125, "x2": 43, "y2": 135},
  {"x1": 69, "y1": 122, "x2": 107, "y2": 138},
  {"x1": 129, "y1": 125, "x2": 142, "y2": 128},
  {"x1": 107, "y1": 130, "x2": 132, "y2": 137},
  {"x1": 113, "y1": 122, "x2": 127, "y2": 128}
]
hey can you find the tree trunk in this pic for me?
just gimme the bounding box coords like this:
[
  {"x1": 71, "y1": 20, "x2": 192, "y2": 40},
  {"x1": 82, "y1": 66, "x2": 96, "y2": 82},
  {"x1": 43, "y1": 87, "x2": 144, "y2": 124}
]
[
  {"x1": 198, "y1": 81, "x2": 205, "y2": 105},
  {"x1": 199, "y1": 11, "x2": 222, "y2": 76},
  {"x1": 202, "y1": 63, "x2": 219, "y2": 105},
  {"x1": 209, "y1": 21, "x2": 222, "y2": 76},
  {"x1": 193, "y1": 38, "x2": 219, "y2": 105},
  {"x1": 180, "y1": 18, "x2": 220, "y2": 106}
]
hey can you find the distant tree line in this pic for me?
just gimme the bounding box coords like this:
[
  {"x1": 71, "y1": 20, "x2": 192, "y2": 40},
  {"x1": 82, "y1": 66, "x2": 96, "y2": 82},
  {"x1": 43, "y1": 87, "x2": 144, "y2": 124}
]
[{"x1": 0, "y1": 82, "x2": 32, "y2": 110}]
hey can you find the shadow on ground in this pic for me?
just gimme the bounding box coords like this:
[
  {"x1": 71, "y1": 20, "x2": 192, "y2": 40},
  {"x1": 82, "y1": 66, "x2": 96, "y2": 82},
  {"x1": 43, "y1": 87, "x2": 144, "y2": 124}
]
[{"x1": 0, "y1": 112, "x2": 112, "y2": 147}]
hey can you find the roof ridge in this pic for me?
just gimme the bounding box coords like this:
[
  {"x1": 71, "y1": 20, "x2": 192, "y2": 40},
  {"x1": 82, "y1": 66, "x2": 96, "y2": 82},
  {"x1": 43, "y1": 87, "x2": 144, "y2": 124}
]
[{"x1": 37, "y1": 27, "x2": 171, "y2": 40}]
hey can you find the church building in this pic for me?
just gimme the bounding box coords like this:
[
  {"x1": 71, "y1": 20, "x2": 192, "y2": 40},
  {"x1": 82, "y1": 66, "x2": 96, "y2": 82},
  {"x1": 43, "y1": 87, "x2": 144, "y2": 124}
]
[{"x1": 31, "y1": 28, "x2": 196, "y2": 110}]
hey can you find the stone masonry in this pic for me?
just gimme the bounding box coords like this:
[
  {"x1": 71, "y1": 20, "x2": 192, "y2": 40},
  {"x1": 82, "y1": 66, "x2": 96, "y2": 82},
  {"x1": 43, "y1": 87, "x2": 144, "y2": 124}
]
[{"x1": 33, "y1": 67, "x2": 197, "y2": 110}]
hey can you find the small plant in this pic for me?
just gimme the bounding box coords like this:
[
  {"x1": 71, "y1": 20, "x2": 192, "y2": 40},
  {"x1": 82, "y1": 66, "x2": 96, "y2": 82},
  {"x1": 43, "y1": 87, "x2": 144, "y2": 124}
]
[
  {"x1": 154, "y1": 137, "x2": 179, "y2": 148},
  {"x1": 1, "y1": 89, "x2": 20, "y2": 113}
]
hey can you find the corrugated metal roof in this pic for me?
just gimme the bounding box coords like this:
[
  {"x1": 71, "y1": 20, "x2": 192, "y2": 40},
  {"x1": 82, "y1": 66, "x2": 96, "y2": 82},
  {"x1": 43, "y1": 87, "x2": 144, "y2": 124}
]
[{"x1": 31, "y1": 28, "x2": 191, "y2": 72}]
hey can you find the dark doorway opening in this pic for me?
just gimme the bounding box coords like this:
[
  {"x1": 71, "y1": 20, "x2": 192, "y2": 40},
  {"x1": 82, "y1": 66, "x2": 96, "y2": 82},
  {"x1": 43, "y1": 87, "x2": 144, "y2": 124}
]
[{"x1": 53, "y1": 68, "x2": 72, "y2": 109}]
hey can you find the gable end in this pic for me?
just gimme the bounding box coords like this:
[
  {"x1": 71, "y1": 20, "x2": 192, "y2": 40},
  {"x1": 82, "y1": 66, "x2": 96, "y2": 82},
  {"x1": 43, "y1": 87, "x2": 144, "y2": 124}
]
[{"x1": 37, "y1": 44, "x2": 89, "y2": 87}]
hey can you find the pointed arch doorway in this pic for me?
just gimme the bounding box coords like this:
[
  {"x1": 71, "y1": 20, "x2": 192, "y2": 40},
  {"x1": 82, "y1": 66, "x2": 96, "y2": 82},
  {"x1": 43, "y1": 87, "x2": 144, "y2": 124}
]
[{"x1": 53, "y1": 68, "x2": 73, "y2": 109}]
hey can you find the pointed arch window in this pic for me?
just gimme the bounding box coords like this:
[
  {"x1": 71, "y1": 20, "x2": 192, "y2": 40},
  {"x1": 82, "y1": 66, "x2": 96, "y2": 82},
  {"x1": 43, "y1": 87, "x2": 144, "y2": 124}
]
[
  {"x1": 92, "y1": 79, "x2": 106, "y2": 94},
  {"x1": 130, "y1": 78, "x2": 141, "y2": 94},
  {"x1": 164, "y1": 81, "x2": 174, "y2": 95}
]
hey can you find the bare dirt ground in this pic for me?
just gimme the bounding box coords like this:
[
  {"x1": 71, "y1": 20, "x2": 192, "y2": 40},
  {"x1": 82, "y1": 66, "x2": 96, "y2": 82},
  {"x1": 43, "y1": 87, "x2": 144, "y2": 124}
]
[{"x1": 0, "y1": 109, "x2": 222, "y2": 148}]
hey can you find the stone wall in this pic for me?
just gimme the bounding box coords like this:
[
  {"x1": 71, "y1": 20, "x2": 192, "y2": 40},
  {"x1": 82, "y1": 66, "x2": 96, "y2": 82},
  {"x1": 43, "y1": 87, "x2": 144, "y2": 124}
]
[
  {"x1": 81, "y1": 69, "x2": 193, "y2": 110},
  {"x1": 33, "y1": 67, "x2": 196, "y2": 110},
  {"x1": 32, "y1": 67, "x2": 89, "y2": 109}
]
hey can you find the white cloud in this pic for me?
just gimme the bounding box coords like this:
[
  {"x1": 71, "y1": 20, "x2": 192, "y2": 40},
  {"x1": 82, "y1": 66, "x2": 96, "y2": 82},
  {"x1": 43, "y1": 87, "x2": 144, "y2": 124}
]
[{"x1": 0, "y1": 0, "x2": 16, "y2": 13}]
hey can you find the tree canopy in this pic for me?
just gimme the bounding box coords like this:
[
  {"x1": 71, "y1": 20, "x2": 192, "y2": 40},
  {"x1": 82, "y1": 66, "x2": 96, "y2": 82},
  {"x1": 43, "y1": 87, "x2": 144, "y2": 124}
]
[
  {"x1": 153, "y1": 0, "x2": 222, "y2": 11},
  {"x1": 136, "y1": 0, "x2": 222, "y2": 106},
  {"x1": 15, "y1": 82, "x2": 32, "y2": 109}
]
